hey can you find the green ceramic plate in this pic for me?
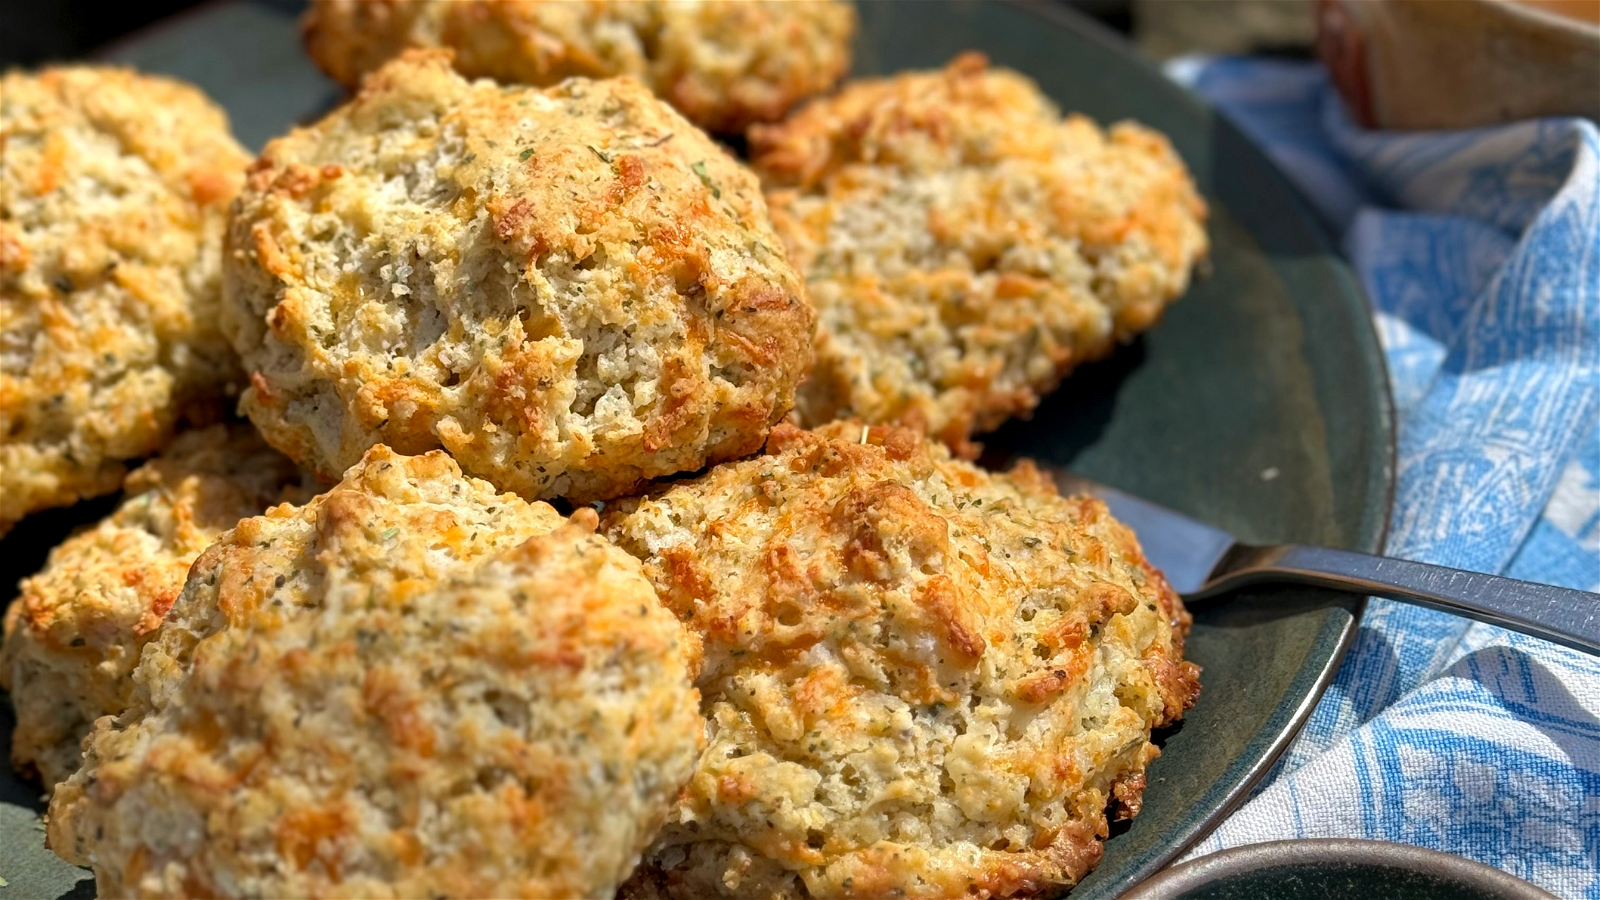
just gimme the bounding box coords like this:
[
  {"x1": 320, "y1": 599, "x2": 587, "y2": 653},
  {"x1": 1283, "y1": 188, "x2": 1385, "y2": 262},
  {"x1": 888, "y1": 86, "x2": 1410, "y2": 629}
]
[{"x1": 0, "y1": 1, "x2": 1394, "y2": 897}]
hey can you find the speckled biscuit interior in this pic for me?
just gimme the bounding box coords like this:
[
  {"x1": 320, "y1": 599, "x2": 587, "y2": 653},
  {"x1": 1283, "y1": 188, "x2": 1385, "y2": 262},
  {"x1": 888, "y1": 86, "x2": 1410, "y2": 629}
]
[{"x1": 225, "y1": 50, "x2": 814, "y2": 502}]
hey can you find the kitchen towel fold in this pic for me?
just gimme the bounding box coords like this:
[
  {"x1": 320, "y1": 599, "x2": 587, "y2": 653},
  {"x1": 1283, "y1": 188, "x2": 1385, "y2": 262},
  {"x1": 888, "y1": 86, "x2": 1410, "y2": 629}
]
[{"x1": 1167, "y1": 57, "x2": 1600, "y2": 898}]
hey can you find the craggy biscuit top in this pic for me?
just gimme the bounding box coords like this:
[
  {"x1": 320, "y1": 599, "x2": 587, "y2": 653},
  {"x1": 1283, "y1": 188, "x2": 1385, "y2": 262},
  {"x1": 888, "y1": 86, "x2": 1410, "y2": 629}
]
[
  {"x1": 302, "y1": 0, "x2": 857, "y2": 133},
  {"x1": 225, "y1": 50, "x2": 813, "y2": 502},
  {"x1": 49, "y1": 446, "x2": 704, "y2": 899},
  {"x1": 752, "y1": 54, "x2": 1208, "y2": 453},
  {"x1": 605, "y1": 422, "x2": 1200, "y2": 899},
  {"x1": 0, "y1": 66, "x2": 250, "y2": 534},
  {"x1": 0, "y1": 423, "x2": 312, "y2": 790}
]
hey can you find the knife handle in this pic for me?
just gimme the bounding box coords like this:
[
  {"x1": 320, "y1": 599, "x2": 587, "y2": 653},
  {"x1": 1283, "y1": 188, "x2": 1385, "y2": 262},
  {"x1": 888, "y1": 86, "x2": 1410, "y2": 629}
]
[{"x1": 1201, "y1": 544, "x2": 1600, "y2": 656}]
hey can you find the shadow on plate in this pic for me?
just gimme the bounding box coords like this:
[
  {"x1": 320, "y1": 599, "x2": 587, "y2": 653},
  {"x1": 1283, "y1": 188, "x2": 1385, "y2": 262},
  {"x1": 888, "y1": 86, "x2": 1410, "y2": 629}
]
[{"x1": 983, "y1": 339, "x2": 1150, "y2": 467}]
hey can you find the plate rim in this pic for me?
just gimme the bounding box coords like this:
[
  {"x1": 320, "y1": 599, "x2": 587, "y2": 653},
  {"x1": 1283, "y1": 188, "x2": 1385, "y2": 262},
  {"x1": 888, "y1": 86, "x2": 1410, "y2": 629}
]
[
  {"x1": 1120, "y1": 837, "x2": 1559, "y2": 900},
  {"x1": 1002, "y1": 0, "x2": 1397, "y2": 887}
]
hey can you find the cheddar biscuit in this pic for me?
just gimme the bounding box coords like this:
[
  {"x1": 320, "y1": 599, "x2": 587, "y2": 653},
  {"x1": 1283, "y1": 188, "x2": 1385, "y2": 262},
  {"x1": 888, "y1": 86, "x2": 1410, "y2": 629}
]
[
  {"x1": 224, "y1": 51, "x2": 813, "y2": 502},
  {"x1": 606, "y1": 422, "x2": 1200, "y2": 898},
  {"x1": 49, "y1": 446, "x2": 703, "y2": 899},
  {"x1": 752, "y1": 55, "x2": 1208, "y2": 454},
  {"x1": 0, "y1": 66, "x2": 250, "y2": 534},
  {"x1": 302, "y1": 0, "x2": 856, "y2": 133},
  {"x1": 1, "y1": 423, "x2": 312, "y2": 790}
]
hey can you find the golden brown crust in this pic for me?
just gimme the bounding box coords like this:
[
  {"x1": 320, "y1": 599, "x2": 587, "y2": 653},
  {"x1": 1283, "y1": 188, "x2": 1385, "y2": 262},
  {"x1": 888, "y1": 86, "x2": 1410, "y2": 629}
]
[
  {"x1": 0, "y1": 66, "x2": 251, "y2": 534},
  {"x1": 750, "y1": 54, "x2": 1209, "y2": 454},
  {"x1": 606, "y1": 422, "x2": 1200, "y2": 899},
  {"x1": 301, "y1": 0, "x2": 856, "y2": 133},
  {"x1": 48, "y1": 445, "x2": 704, "y2": 898},
  {"x1": 225, "y1": 51, "x2": 813, "y2": 502},
  {"x1": 0, "y1": 423, "x2": 313, "y2": 790}
]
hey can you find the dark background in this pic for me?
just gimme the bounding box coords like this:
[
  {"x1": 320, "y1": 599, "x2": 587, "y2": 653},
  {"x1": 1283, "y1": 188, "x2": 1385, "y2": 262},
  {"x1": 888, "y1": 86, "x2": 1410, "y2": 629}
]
[
  {"x1": 2, "y1": 0, "x2": 310, "y2": 65},
  {"x1": 4, "y1": 0, "x2": 200, "y2": 65}
]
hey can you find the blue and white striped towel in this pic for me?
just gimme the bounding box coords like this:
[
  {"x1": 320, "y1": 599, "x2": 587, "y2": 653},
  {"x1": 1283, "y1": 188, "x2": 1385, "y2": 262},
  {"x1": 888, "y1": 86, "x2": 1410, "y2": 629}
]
[{"x1": 1165, "y1": 57, "x2": 1600, "y2": 898}]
